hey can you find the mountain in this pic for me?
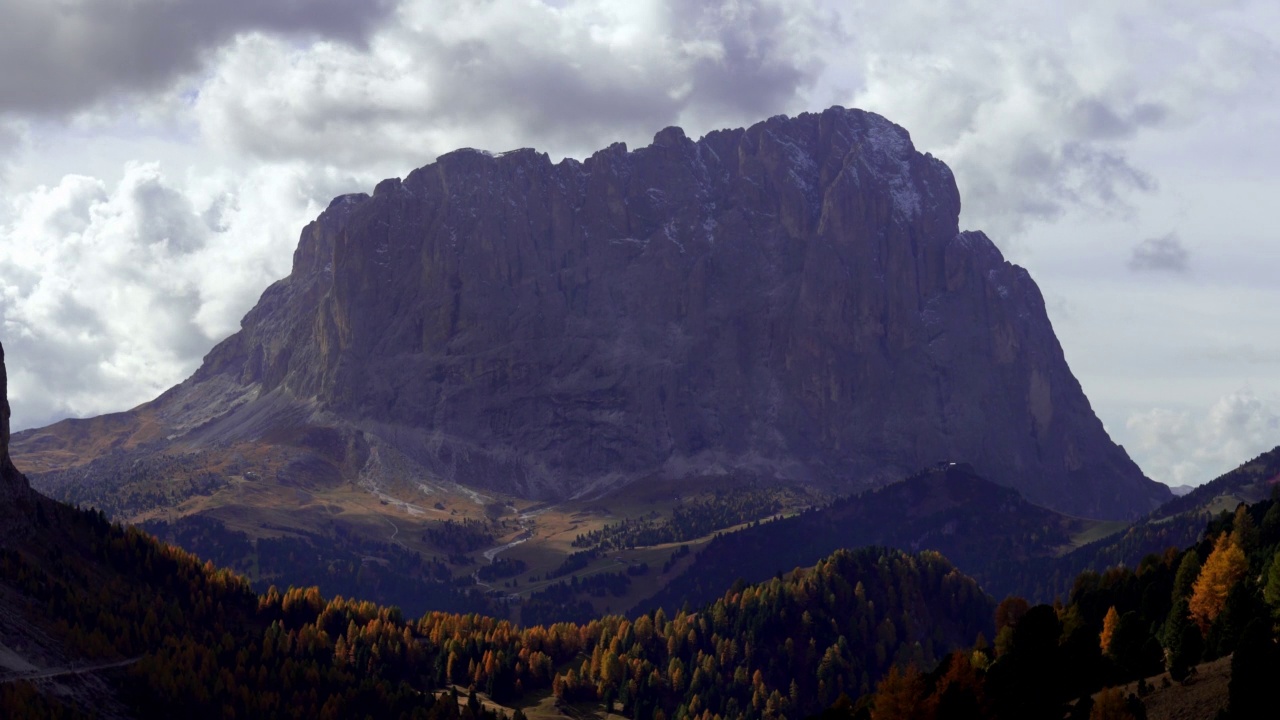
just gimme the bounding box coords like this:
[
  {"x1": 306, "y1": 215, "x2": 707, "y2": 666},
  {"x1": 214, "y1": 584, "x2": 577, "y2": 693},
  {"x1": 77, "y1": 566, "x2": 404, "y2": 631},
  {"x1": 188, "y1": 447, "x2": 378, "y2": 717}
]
[{"x1": 12, "y1": 107, "x2": 1167, "y2": 522}]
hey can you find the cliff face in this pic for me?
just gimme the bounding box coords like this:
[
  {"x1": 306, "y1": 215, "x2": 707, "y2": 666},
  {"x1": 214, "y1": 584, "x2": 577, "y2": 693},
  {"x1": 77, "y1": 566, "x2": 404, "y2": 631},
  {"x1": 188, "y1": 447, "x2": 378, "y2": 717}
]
[
  {"x1": 1, "y1": 342, "x2": 33, "y2": 537},
  {"x1": 15, "y1": 108, "x2": 1170, "y2": 518}
]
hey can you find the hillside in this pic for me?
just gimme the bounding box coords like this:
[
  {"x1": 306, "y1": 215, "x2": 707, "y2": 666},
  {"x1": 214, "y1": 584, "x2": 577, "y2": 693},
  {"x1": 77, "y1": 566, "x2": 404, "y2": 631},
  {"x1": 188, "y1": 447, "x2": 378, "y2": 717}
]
[
  {"x1": 1149, "y1": 446, "x2": 1280, "y2": 522},
  {"x1": 639, "y1": 463, "x2": 1112, "y2": 613},
  {"x1": 821, "y1": 495, "x2": 1280, "y2": 719}
]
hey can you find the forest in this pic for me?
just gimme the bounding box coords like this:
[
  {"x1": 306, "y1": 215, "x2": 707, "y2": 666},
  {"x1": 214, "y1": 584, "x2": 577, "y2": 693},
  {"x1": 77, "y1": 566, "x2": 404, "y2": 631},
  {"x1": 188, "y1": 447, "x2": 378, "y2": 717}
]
[
  {"x1": 1, "y1": 495, "x2": 990, "y2": 719},
  {"x1": 4, "y1": 463, "x2": 1280, "y2": 718},
  {"x1": 571, "y1": 488, "x2": 795, "y2": 551},
  {"x1": 824, "y1": 497, "x2": 1280, "y2": 719}
]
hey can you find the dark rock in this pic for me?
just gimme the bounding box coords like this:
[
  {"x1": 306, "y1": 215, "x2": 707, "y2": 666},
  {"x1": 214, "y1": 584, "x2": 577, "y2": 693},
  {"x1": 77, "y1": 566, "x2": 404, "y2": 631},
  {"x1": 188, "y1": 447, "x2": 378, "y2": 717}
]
[
  {"x1": 14, "y1": 107, "x2": 1170, "y2": 519},
  {"x1": 1, "y1": 341, "x2": 34, "y2": 537}
]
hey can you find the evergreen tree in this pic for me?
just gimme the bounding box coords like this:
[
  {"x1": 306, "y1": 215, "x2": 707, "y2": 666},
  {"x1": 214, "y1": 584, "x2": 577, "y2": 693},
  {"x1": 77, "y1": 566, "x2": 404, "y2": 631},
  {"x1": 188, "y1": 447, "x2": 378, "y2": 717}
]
[
  {"x1": 1171, "y1": 552, "x2": 1200, "y2": 602},
  {"x1": 1227, "y1": 618, "x2": 1278, "y2": 718}
]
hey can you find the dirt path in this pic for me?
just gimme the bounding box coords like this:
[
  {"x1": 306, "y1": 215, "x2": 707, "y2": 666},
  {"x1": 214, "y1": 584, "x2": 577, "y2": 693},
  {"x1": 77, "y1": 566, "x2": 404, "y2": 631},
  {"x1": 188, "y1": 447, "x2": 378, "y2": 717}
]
[{"x1": 0, "y1": 656, "x2": 140, "y2": 684}]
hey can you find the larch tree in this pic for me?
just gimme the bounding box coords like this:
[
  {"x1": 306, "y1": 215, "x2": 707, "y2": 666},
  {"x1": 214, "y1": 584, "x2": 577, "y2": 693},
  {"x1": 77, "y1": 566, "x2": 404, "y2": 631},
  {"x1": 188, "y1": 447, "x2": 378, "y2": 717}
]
[
  {"x1": 1099, "y1": 606, "x2": 1120, "y2": 655},
  {"x1": 870, "y1": 664, "x2": 932, "y2": 720},
  {"x1": 1189, "y1": 532, "x2": 1248, "y2": 634}
]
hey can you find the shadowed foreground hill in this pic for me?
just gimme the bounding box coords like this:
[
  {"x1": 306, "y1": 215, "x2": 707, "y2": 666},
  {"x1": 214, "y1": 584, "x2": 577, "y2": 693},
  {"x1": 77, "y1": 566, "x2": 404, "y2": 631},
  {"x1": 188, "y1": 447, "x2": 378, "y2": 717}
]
[{"x1": 641, "y1": 463, "x2": 1105, "y2": 612}]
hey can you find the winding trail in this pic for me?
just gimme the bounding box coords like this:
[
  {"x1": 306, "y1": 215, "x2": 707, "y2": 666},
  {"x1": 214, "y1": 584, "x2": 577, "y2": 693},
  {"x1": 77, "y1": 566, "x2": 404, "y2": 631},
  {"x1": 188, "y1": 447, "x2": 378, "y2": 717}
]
[{"x1": 471, "y1": 504, "x2": 557, "y2": 594}]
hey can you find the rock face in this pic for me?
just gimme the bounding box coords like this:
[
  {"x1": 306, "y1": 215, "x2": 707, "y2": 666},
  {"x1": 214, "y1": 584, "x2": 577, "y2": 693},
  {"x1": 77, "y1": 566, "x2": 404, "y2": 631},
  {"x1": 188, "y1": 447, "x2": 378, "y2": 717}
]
[
  {"x1": 1, "y1": 342, "x2": 34, "y2": 536},
  {"x1": 15, "y1": 108, "x2": 1169, "y2": 519}
]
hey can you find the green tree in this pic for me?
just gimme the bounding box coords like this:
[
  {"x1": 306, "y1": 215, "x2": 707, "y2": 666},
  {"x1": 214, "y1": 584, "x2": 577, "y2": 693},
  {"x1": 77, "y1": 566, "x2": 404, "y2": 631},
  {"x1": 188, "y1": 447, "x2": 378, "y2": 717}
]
[
  {"x1": 1161, "y1": 599, "x2": 1202, "y2": 683},
  {"x1": 1171, "y1": 552, "x2": 1200, "y2": 602},
  {"x1": 1262, "y1": 550, "x2": 1280, "y2": 617}
]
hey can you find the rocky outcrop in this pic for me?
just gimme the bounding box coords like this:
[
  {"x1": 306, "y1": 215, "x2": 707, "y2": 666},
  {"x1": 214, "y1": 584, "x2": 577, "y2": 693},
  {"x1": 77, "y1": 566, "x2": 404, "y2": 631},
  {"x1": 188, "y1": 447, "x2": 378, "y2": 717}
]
[
  {"x1": 1, "y1": 342, "x2": 34, "y2": 537},
  {"x1": 15, "y1": 108, "x2": 1170, "y2": 519}
]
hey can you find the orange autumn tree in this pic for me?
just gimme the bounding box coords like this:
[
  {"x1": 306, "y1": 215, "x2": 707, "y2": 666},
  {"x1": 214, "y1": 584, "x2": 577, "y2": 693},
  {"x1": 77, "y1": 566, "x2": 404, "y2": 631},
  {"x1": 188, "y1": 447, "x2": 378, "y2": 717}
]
[
  {"x1": 1189, "y1": 531, "x2": 1248, "y2": 634},
  {"x1": 1099, "y1": 606, "x2": 1120, "y2": 654},
  {"x1": 871, "y1": 664, "x2": 933, "y2": 720}
]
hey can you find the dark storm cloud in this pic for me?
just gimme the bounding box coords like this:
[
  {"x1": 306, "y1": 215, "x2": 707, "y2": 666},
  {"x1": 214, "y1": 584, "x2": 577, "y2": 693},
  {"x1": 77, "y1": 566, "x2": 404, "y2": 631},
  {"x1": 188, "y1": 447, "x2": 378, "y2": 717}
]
[
  {"x1": 1129, "y1": 233, "x2": 1190, "y2": 273},
  {"x1": 0, "y1": 0, "x2": 397, "y2": 115}
]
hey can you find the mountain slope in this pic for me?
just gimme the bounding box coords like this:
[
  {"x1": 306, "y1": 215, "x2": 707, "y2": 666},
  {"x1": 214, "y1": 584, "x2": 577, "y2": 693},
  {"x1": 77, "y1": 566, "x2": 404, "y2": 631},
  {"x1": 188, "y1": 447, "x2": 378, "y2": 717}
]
[
  {"x1": 14, "y1": 106, "x2": 1167, "y2": 524},
  {"x1": 1149, "y1": 446, "x2": 1280, "y2": 521},
  {"x1": 638, "y1": 463, "x2": 1111, "y2": 613}
]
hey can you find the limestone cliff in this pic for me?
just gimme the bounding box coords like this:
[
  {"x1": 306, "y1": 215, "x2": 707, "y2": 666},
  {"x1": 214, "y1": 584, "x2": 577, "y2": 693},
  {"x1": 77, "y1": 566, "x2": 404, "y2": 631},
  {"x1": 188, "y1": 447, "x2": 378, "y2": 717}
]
[{"x1": 14, "y1": 108, "x2": 1170, "y2": 519}]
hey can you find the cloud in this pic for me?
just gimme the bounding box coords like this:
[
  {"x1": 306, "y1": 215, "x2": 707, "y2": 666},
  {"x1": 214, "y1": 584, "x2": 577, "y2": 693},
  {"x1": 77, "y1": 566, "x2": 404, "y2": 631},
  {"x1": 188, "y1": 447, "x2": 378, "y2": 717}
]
[
  {"x1": 1126, "y1": 391, "x2": 1280, "y2": 487},
  {"x1": 1129, "y1": 233, "x2": 1190, "y2": 273},
  {"x1": 0, "y1": 118, "x2": 27, "y2": 184},
  {"x1": 829, "y1": 0, "x2": 1275, "y2": 239},
  {"x1": 0, "y1": 0, "x2": 396, "y2": 115},
  {"x1": 0, "y1": 162, "x2": 347, "y2": 430},
  {"x1": 168, "y1": 0, "x2": 1278, "y2": 245}
]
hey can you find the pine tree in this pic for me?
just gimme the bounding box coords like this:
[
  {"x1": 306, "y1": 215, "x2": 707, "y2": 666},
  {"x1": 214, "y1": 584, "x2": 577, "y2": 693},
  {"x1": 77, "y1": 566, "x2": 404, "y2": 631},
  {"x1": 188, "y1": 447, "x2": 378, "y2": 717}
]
[
  {"x1": 1262, "y1": 550, "x2": 1280, "y2": 617},
  {"x1": 1161, "y1": 598, "x2": 1202, "y2": 683},
  {"x1": 1171, "y1": 552, "x2": 1200, "y2": 602}
]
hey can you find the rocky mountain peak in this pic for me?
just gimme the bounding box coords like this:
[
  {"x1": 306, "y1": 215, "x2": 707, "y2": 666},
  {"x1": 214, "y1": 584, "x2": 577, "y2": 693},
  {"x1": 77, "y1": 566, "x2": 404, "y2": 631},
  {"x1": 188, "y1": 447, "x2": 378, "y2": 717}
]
[{"x1": 13, "y1": 107, "x2": 1171, "y2": 519}]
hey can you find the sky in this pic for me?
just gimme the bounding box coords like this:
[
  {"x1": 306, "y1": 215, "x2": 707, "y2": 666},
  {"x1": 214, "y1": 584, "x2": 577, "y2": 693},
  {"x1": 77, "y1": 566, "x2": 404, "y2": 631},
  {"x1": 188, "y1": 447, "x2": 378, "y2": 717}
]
[{"x1": 0, "y1": 0, "x2": 1277, "y2": 490}]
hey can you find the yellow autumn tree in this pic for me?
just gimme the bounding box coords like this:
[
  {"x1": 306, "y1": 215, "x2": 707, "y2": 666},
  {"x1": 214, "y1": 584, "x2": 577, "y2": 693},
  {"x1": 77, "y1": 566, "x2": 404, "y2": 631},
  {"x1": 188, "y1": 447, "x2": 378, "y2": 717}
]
[
  {"x1": 871, "y1": 664, "x2": 933, "y2": 720},
  {"x1": 1189, "y1": 532, "x2": 1248, "y2": 634},
  {"x1": 1099, "y1": 606, "x2": 1120, "y2": 654}
]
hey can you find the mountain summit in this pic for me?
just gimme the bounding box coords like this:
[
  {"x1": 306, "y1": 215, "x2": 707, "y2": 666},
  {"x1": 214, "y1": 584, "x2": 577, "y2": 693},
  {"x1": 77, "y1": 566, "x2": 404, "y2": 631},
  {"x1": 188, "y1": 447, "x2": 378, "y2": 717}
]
[{"x1": 14, "y1": 107, "x2": 1168, "y2": 518}]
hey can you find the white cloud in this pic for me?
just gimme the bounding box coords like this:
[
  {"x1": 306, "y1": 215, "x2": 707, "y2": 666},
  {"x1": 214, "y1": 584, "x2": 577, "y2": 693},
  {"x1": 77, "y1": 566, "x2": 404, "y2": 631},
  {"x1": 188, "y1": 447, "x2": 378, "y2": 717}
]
[
  {"x1": 832, "y1": 0, "x2": 1278, "y2": 240},
  {"x1": 1126, "y1": 392, "x2": 1280, "y2": 487},
  {"x1": 191, "y1": 0, "x2": 834, "y2": 170},
  {"x1": 174, "y1": 0, "x2": 1280, "y2": 245},
  {"x1": 0, "y1": 162, "x2": 339, "y2": 429}
]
